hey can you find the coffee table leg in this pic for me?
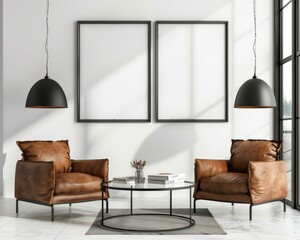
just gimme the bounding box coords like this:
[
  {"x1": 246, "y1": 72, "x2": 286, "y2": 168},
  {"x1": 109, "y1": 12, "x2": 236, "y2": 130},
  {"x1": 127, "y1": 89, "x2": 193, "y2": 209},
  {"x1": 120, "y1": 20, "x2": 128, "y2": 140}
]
[
  {"x1": 130, "y1": 187, "x2": 133, "y2": 215},
  {"x1": 189, "y1": 187, "x2": 192, "y2": 225},
  {"x1": 170, "y1": 190, "x2": 172, "y2": 215},
  {"x1": 101, "y1": 187, "x2": 104, "y2": 221}
]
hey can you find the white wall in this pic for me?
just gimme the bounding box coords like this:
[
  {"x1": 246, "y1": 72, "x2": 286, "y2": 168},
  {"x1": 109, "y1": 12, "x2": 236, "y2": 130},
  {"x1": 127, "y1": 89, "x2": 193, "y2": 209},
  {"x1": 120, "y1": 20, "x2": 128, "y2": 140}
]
[
  {"x1": 2, "y1": 0, "x2": 274, "y2": 198},
  {"x1": 0, "y1": 0, "x2": 3, "y2": 196}
]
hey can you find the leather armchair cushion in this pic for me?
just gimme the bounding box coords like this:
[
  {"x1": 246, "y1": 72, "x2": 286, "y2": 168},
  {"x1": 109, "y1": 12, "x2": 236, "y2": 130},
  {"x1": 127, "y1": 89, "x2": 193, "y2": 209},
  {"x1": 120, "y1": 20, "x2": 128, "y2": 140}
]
[
  {"x1": 230, "y1": 139, "x2": 281, "y2": 173},
  {"x1": 71, "y1": 159, "x2": 109, "y2": 182},
  {"x1": 17, "y1": 140, "x2": 71, "y2": 174},
  {"x1": 55, "y1": 172, "x2": 102, "y2": 194},
  {"x1": 200, "y1": 172, "x2": 249, "y2": 194},
  {"x1": 15, "y1": 160, "x2": 55, "y2": 205},
  {"x1": 249, "y1": 161, "x2": 287, "y2": 204}
]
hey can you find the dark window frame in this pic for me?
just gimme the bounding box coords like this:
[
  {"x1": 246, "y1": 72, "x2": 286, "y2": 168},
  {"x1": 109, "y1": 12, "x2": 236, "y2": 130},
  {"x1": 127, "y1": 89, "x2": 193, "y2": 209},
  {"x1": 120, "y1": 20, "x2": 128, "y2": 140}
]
[{"x1": 274, "y1": 0, "x2": 300, "y2": 209}]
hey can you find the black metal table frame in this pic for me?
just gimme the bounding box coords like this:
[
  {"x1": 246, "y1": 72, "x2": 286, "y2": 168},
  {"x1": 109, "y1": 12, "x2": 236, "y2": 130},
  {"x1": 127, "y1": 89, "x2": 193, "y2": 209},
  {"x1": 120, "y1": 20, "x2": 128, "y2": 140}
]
[{"x1": 100, "y1": 181, "x2": 195, "y2": 232}]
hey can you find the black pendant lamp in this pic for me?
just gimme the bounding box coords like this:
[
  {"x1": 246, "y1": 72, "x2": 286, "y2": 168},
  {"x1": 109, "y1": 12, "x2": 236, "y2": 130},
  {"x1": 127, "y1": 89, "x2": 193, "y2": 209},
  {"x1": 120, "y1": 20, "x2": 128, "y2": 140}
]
[
  {"x1": 234, "y1": 0, "x2": 276, "y2": 108},
  {"x1": 26, "y1": 0, "x2": 67, "y2": 108}
]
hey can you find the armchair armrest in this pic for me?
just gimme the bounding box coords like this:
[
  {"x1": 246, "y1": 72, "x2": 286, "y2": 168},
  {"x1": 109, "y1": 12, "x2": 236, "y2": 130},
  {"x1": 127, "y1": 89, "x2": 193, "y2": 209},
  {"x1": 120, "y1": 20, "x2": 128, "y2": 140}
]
[
  {"x1": 248, "y1": 161, "x2": 287, "y2": 204},
  {"x1": 15, "y1": 160, "x2": 55, "y2": 205},
  {"x1": 71, "y1": 159, "x2": 109, "y2": 183},
  {"x1": 194, "y1": 159, "x2": 228, "y2": 196}
]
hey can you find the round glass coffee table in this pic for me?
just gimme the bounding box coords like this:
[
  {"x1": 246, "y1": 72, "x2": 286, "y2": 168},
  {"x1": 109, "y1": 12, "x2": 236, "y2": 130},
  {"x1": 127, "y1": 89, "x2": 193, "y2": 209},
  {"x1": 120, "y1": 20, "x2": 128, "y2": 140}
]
[{"x1": 100, "y1": 180, "x2": 195, "y2": 232}]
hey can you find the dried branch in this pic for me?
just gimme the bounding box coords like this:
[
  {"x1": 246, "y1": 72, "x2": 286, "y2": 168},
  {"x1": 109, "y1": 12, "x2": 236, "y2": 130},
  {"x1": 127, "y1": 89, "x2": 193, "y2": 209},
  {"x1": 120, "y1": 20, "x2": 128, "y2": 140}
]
[{"x1": 130, "y1": 160, "x2": 147, "y2": 170}]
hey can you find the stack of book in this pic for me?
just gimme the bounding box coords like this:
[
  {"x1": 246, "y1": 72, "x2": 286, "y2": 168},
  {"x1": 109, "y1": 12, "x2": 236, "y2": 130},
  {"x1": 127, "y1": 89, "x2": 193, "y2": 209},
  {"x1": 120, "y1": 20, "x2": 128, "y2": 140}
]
[
  {"x1": 147, "y1": 173, "x2": 185, "y2": 184},
  {"x1": 113, "y1": 176, "x2": 135, "y2": 184}
]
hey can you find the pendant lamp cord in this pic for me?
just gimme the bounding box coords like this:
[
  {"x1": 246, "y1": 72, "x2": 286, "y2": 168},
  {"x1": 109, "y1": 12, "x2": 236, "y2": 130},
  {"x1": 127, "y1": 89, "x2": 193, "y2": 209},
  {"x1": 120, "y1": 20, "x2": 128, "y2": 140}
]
[
  {"x1": 253, "y1": 0, "x2": 257, "y2": 78},
  {"x1": 45, "y1": 0, "x2": 49, "y2": 77}
]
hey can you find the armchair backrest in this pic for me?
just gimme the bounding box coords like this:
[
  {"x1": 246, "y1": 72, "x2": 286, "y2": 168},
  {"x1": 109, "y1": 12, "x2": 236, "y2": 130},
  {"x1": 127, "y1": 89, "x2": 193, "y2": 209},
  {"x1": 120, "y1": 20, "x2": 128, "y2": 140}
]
[
  {"x1": 230, "y1": 139, "x2": 282, "y2": 173},
  {"x1": 17, "y1": 140, "x2": 71, "y2": 174}
]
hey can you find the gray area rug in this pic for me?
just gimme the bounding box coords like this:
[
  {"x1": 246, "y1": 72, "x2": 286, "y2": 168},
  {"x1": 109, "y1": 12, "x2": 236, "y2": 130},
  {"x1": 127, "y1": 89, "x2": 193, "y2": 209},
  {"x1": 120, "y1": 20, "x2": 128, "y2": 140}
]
[{"x1": 86, "y1": 208, "x2": 226, "y2": 235}]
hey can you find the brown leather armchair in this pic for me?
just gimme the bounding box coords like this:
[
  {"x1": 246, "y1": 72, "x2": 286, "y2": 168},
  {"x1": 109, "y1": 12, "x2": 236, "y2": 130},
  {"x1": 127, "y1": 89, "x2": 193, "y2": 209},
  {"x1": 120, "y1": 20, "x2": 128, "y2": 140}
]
[
  {"x1": 15, "y1": 140, "x2": 109, "y2": 221},
  {"x1": 194, "y1": 139, "x2": 288, "y2": 220}
]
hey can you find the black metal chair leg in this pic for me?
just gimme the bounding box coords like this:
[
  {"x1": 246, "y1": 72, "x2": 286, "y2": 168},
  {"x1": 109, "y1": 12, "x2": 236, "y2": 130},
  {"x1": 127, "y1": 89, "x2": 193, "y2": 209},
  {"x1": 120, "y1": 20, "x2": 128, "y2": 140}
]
[
  {"x1": 231, "y1": 202, "x2": 234, "y2": 206},
  {"x1": 16, "y1": 199, "x2": 19, "y2": 214},
  {"x1": 51, "y1": 205, "x2": 54, "y2": 222},
  {"x1": 249, "y1": 204, "x2": 253, "y2": 221},
  {"x1": 69, "y1": 203, "x2": 72, "y2": 207},
  {"x1": 106, "y1": 199, "x2": 109, "y2": 213},
  {"x1": 283, "y1": 198, "x2": 286, "y2": 212},
  {"x1": 193, "y1": 199, "x2": 196, "y2": 213}
]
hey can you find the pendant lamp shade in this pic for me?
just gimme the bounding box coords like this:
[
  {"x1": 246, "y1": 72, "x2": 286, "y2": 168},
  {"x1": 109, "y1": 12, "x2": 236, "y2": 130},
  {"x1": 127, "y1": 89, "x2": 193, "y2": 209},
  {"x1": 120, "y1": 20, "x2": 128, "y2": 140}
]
[
  {"x1": 234, "y1": 76, "x2": 276, "y2": 108},
  {"x1": 234, "y1": 0, "x2": 276, "y2": 109},
  {"x1": 25, "y1": 0, "x2": 68, "y2": 108},
  {"x1": 26, "y1": 76, "x2": 68, "y2": 108}
]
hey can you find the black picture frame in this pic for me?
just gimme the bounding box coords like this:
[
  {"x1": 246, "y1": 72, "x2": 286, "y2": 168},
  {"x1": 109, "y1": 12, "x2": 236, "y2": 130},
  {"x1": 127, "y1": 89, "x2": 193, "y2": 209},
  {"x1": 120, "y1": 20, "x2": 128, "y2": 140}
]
[
  {"x1": 155, "y1": 21, "x2": 228, "y2": 122},
  {"x1": 77, "y1": 21, "x2": 151, "y2": 122}
]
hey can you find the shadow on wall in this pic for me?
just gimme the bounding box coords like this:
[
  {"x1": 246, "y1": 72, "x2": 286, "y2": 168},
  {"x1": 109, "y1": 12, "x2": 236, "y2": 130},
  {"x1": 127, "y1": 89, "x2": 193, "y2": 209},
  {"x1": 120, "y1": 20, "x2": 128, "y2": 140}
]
[
  {"x1": 0, "y1": 153, "x2": 6, "y2": 196},
  {"x1": 134, "y1": 124, "x2": 197, "y2": 162},
  {"x1": 4, "y1": 0, "x2": 232, "y2": 141}
]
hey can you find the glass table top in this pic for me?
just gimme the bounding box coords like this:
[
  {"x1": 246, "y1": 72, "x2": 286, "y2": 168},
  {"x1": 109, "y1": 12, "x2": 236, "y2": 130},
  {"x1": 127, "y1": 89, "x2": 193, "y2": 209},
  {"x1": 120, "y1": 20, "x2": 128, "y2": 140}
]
[{"x1": 102, "y1": 180, "x2": 194, "y2": 191}]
